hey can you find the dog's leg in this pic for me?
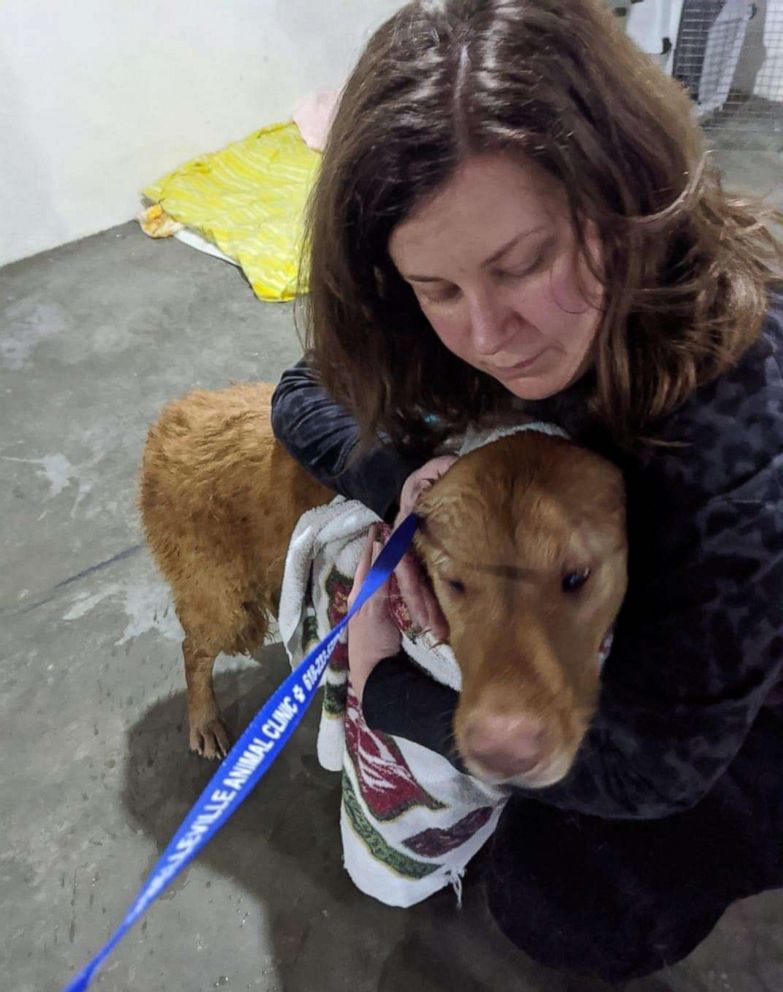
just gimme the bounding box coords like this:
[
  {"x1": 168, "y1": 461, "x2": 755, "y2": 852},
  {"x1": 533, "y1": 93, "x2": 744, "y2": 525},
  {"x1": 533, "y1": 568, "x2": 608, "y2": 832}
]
[{"x1": 183, "y1": 637, "x2": 231, "y2": 759}]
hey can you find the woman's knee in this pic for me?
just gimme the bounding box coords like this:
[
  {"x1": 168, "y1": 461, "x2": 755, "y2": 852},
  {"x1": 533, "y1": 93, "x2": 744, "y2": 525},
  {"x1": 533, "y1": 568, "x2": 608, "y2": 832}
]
[{"x1": 484, "y1": 860, "x2": 726, "y2": 983}]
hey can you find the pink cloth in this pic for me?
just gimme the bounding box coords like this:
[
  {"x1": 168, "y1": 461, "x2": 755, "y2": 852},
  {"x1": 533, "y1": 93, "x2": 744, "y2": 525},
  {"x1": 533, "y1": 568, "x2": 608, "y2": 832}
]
[{"x1": 292, "y1": 89, "x2": 340, "y2": 151}]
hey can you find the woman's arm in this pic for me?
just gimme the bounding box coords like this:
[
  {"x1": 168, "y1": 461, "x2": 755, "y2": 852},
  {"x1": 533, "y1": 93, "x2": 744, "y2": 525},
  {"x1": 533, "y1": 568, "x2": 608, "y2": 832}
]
[{"x1": 271, "y1": 357, "x2": 421, "y2": 520}]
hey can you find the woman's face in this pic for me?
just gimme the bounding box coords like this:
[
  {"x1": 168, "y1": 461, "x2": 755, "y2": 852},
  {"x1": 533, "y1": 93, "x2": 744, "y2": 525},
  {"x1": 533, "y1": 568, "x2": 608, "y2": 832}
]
[{"x1": 389, "y1": 154, "x2": 604, "y2": 401}]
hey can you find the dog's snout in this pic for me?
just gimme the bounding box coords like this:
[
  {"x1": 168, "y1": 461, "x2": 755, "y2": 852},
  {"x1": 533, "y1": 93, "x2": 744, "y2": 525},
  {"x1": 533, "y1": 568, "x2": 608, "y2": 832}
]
[{"x1": 461, "y1": 713, "x2": 546, "y2": 779}]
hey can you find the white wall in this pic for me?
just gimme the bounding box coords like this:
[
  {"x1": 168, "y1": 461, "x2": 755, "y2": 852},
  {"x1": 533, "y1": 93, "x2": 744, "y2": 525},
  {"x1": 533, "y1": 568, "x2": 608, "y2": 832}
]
[{"x1": 0, "y1": 0, "x2": 403, "y2": 267}]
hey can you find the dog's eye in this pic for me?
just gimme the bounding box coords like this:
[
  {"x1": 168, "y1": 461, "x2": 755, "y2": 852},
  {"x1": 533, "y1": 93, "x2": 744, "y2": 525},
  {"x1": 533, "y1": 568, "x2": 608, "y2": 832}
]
[
  {"x1": 562, "y1": 568, "x2": 591, "y2": 593},
  {"x1": 447, "y1": 578, "x2": 466, "y2": 594}
]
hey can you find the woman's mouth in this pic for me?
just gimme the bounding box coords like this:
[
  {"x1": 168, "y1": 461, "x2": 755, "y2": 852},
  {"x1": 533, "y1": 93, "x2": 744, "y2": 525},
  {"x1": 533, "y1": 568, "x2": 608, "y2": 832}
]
[{"x1": 489, "y1": 351, "x2": 545, "y2": 378}]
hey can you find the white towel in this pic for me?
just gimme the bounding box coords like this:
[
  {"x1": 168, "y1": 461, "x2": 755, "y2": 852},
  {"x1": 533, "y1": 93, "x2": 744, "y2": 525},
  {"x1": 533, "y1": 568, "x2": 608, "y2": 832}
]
[{"x1": 278, "y1": 497, "x2": 506, "y2": 908}]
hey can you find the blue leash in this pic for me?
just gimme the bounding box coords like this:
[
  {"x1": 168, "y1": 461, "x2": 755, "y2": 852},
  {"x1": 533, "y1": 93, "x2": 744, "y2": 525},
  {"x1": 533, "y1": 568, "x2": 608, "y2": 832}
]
[{"x1": 63, "y1": 513, "x2": 419, "y2": 992}]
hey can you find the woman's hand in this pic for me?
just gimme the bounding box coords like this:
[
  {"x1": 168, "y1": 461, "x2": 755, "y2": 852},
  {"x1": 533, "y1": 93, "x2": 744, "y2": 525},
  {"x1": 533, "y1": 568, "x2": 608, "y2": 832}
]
[
  {"x1": 397, "y1": 455, "x2": 458, "y2": 519},
  {"x1": 394, "y1": 455, "x2": 457, "y2": 643},
  {"x1": 347, "y1": 525, "x2": 402, "y2": 703}
]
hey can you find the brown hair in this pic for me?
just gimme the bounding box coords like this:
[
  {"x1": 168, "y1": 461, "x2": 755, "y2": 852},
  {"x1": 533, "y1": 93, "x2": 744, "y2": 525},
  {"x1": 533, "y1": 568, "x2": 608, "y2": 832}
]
[{"x1": 300, "y1": 0, "x2": 783, "y2": 453}]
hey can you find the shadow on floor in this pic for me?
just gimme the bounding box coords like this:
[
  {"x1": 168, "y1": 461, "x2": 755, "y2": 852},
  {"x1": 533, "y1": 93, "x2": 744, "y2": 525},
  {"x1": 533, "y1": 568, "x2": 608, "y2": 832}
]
[
  {"x1": 120, "y1": 645, "x2": 783, "y2": 992},
  {"x1": 120, "y1": 646, "x2": 570, "y2": 992}
]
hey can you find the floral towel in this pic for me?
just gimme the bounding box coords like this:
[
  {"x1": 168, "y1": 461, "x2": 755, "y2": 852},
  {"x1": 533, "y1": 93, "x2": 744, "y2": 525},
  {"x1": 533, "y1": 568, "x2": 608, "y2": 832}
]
[{"x1": 277, "y1": 497, "x2": 507, "y2": 908}]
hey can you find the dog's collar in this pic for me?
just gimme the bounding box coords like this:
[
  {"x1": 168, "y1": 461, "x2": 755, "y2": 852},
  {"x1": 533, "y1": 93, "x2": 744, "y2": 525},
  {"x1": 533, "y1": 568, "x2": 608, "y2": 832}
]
[{"x1": 458, "y1": 421, "x2": 570, "y2": 457}]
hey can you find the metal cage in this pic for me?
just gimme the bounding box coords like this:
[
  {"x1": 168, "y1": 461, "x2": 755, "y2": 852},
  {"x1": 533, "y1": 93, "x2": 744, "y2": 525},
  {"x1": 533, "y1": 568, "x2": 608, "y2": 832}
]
[{"x1": 613, "y1": 0, "x2": 783, "y2": 150}]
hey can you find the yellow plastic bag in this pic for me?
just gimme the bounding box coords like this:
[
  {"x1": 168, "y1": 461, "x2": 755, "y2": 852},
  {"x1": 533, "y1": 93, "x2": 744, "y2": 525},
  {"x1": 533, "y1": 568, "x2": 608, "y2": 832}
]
[
  {"x1": 137, "y1": 203, "x2": 184, "y2": 238},
  {"x1": 143, "y1": 122, "x2": 320, "y2": 301}
]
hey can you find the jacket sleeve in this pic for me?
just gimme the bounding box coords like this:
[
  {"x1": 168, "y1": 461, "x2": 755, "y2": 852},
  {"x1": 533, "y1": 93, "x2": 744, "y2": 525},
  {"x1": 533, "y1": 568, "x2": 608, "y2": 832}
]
[
  {"x1": 271, "y1": 358, "x2": 422, "y2": 520},
  {"x1": 529, "y1": 470, "x2": 783, "y2": 818}
]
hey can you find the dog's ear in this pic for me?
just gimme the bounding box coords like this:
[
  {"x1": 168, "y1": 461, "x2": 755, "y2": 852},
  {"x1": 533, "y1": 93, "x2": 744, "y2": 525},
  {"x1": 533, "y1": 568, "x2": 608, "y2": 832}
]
[
  {"x1": 585, "y1": 462, "x2": 627, "y2": 524},
  {"x1": 407, "y1": 518, "x2": 451, "y2": 644},
  {"x1": 419, "y1": 563, "x2": 450, "y2": 645},
  {"x1": 412, "y1": 513, "x2": 442, "y2": 568}
]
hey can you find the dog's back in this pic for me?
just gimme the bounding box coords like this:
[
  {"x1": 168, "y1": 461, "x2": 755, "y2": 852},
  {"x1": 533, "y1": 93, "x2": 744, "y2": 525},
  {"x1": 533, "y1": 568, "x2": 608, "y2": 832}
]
[
  {"x1": 141, "y1": 380, "x2": 333, "y2": 637},
  {"x1": 140, "y1": 382, "x2": 333, "y2": 755}
]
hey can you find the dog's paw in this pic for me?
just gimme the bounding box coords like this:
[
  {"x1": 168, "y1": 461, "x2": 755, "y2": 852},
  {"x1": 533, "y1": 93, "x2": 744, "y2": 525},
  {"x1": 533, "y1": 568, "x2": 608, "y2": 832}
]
[{"x1": 189, "y1": 717, "x2": 232, "y2": 760}]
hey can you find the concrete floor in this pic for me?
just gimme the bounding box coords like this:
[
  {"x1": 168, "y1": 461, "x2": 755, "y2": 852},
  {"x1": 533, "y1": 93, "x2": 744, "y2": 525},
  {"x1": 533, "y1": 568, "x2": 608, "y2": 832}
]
[{"x1": 2, "y1": 147, "x2": 783, "y2": 992}]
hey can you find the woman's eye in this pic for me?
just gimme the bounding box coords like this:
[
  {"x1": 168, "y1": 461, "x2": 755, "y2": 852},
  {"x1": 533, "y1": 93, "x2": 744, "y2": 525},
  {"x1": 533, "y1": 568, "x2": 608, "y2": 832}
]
[
  {"x1": 562, "y1": 568, "x2": 591, "y2": 593},
  {"x1": 421, "y1": 286, "x2": 459, "y2": 306},
  {"x1": 447, "y1": 578, "x2": 466, "y2": 594},
  {"x1": 502, "y1": 258, "x2": 541, "y2": 280},
  {"x1": 500, "y1": 249, "x2": 550, "y2": 282}
]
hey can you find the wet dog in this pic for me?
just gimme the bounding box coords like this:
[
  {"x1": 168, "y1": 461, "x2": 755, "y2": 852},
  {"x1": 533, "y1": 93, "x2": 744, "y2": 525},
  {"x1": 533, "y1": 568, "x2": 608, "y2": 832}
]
[{"x1": 140, "y1": 382, "x2": 626, "y2": 787}]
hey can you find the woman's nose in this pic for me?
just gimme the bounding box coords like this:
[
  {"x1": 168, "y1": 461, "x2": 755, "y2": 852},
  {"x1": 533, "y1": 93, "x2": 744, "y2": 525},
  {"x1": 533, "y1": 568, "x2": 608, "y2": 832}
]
[{"x1": 467, "y1": 290, "x2": 515, "y2": 357}]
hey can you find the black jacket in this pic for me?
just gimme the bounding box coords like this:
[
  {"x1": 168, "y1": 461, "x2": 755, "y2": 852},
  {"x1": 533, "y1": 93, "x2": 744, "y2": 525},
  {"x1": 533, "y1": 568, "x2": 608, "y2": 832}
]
[{"x1": 271, "y1": 290, "x2": 783, "y2": 821}]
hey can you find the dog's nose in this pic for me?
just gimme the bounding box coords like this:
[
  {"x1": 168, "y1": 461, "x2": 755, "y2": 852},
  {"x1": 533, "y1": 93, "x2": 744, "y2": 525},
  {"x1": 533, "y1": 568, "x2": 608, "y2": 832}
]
[{"x1": 462, "y1": 714, "x2": 546, "y2": 778}]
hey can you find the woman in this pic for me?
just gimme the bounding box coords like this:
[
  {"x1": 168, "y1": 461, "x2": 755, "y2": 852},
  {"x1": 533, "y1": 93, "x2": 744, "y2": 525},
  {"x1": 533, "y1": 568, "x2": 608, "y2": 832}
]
[{"x1": 271, "y1": 0, "x2": 783, "y2": 980}]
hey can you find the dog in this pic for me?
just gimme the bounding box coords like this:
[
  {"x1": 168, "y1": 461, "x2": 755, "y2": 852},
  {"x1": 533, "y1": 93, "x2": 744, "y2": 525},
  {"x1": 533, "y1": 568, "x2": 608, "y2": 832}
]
[{"x1": 140, "y1": 382, "x2": 627, "y2": 788}]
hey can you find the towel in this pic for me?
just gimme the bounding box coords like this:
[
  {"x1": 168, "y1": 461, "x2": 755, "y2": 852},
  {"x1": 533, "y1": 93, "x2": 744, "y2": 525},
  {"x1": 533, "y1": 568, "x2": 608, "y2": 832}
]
[{"x1": 278, "y1": 497, "x2": 507, "y2": 908}]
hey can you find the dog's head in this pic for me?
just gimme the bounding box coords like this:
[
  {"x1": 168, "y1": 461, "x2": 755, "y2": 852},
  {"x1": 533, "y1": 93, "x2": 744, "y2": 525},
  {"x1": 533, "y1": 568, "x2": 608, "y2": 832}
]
[{"x1": 415, "y1": 432, "x2": 627, "y2": 789}]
